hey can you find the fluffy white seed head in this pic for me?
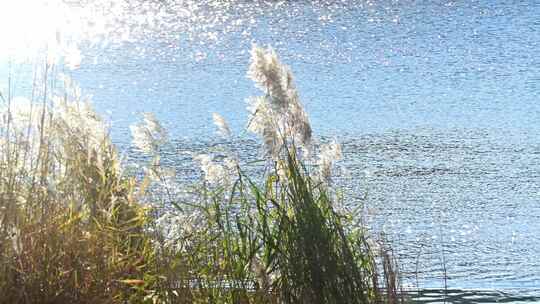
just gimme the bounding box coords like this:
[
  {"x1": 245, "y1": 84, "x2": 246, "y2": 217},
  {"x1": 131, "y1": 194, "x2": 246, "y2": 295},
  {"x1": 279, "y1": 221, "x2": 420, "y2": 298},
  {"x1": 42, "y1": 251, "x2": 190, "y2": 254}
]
[
  {"x1": 52, "y1": 94, "x2": 107, "y2": 152},
  {"x1": 212, "y1": 112, "x2": 231, "y2": 138},
  {"x1": 194, "y1": 154, "x2": 232, "y2": 186},
  {"x1": 130, "y1": 113, "x2": 168, "y2": 154},
  {"x1": 246, "y1": 96, "x2": 283, "y2": 158},
  {"x1": 155, "y1": 209, "x2": 204, "y2": 253},
  {"x1": 0, "y1": 78, "x2": 116, "y2": 177},
  {"x1": 246, "y1": 45, "x2": 312, "y2": 158},
  {"x1": 248, "y1": 46, "x2": 291, "y2": 111},
  {"x1": 318, "y1": 140, "x2": 342, "y2": 182}
]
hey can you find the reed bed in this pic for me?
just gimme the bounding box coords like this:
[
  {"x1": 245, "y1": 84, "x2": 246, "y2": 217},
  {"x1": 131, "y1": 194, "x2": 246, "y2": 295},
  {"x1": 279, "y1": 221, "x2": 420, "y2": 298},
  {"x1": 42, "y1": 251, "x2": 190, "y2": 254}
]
[{"x1": 0, "y1": 46, "x2": 401, "y2": 303}]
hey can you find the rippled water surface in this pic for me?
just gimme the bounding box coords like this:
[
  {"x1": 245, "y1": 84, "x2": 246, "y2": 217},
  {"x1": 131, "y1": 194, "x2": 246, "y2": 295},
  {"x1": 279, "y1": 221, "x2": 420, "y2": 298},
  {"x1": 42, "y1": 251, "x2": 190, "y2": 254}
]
[{"x1": 2, "y1": 0, "x2": 540, "y2": 299}]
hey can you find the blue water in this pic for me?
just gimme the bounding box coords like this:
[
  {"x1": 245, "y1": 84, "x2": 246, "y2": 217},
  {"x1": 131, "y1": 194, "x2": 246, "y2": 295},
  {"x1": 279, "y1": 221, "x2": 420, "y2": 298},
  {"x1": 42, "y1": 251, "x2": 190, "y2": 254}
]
[{"x1": 2, "y1": 0, "x2": 540, "y2": 299}]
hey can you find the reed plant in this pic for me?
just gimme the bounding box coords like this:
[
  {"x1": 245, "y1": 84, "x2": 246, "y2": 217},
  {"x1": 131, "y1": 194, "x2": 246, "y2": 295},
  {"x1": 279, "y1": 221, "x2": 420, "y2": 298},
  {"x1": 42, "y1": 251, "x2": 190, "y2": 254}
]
[
  {"x1": 0, "y1": 46, "x2": 401, "y2": 303},
  {"x1": 0, "y1": 73, "x2": 156, "y2": 303}
]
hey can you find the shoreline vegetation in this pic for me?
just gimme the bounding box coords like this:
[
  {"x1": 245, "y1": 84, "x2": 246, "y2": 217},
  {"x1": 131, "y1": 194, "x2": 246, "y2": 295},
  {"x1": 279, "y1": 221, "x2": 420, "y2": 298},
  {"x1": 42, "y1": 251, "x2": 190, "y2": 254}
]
[{"x1": 0, "y1": 45, "x2": 402, "y2": 303}]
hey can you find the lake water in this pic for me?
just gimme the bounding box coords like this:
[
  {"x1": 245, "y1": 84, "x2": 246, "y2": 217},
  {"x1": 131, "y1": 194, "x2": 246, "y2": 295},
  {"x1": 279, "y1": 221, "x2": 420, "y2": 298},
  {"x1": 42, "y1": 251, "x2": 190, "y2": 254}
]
[{"x1": 2, "y1": 0, "x2": 540, "y2": 301}]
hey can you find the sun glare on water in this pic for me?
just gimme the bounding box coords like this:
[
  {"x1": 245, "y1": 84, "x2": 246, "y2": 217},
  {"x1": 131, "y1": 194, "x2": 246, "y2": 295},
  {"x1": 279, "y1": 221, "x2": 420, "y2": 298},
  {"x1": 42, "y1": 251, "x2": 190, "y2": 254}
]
[
  {"x1": 0, "y1": 0, "x2": 68, "y2": 60},
  {"x1": 0, "y1": 0, "x2": 122, "y2": 67}
]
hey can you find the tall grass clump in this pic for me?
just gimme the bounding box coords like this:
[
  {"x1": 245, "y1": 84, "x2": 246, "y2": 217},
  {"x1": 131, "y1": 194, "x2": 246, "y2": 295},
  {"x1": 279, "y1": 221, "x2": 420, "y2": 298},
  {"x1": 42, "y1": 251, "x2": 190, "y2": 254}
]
[
  {"x1": 0, "y1": 74, "x2": 155, "y2": 303},
  {"x1": 0, "y1": 45, "x2": 401, "y2": 303},
  {"x1": 142, "y1": 45, "x2": 401, "y2": 303}
]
